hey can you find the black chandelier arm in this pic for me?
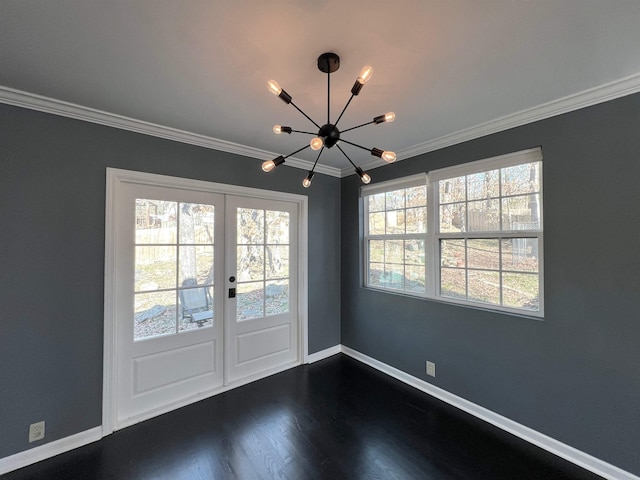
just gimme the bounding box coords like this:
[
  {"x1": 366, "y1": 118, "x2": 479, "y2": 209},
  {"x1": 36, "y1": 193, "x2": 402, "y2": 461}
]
[
  {"x1": 335, "y1": 144, "x2": 358, "y2": 170},
  {"x1": 288, "y1": 129, "x2": 318, "y2": 135},
  {"x1": 340, "y1": 120, "x2": 375, "y2": 134},
  {"x1": 283, "y1": 144, "x2": 312, "y2": 159},
  {"x1": 337, "y1": 138, "x2": 372, "y2": 153},
  {"x1": 310, "y1": 146, "x2": 325, "y2": 173},
  {"x1": 289, "y1": 101, "x2": 321, "y2": 129},
  {"x1": 334, "y1": 94, "x2": 356, "y2": 128}
]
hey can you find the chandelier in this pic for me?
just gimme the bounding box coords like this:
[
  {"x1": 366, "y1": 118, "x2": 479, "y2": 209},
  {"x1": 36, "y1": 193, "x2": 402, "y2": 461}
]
[{"x1": 262, "y1": 52, "x2": 396, "y2": 187}]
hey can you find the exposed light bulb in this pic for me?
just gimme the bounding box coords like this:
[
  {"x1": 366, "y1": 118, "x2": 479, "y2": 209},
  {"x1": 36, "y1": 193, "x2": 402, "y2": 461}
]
[
  {"x1": 262, "y1": 156, "x2": 285, "y2": 172},
  {"x1": 302, "y1": 171, "x2": 315, "y2": 188},
  {"x1": 262, "y1": 160, "x2": 276, "y2": 172},
  {"x1": 357, "y1": 66, "x2": 373, "y2": 84},
  {"x1": 273, "y1": 125, "x2": 282, "y2": 134},
  {"x1": 382, "y1": 151, "x2": 397, "y2": 163},
  {"x1": 267, "y1": 80, "x2": 282, "y2": 96},
  {"x1": 356, "y1": 167, "x2": 371, "y2": 184},
  {"x1": 374, "y1": 112, "x2": 397, "y2": 124},
  {"x1": 310, "y1": 137, "x2": 324, "y2": 151}
]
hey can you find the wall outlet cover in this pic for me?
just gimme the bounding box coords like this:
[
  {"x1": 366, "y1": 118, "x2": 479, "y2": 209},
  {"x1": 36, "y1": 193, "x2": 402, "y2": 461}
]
[
  {"x1": 29, "y1": 421, "x2": 45, "y2": 443},
  {"x1": 426, "y1": 361, "x2": 436, "y2": 377}
]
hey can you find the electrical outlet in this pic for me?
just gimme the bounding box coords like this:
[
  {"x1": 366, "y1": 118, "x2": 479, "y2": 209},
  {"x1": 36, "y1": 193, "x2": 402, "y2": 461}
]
[
  {"x1": 29, "y1": 421, "x2": 45, "y2": 443},
  {"x1": 426, "y1": 361, "x2": 436, "y2": 377}
]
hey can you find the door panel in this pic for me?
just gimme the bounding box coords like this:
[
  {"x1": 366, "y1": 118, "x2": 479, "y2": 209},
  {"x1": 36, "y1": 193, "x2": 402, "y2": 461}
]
[
  {"x1": 225, "y1": 196, "x2": 299, "y2": 383},
  {"x1": 115, "y1": 183, "x2": 224, "y2": 426}
]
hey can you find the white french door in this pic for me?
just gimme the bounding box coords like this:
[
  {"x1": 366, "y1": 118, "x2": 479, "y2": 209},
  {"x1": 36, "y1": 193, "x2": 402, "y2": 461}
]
[
  {"x1": 225, "y1": 196, "x2": 299, "y2": 383},
  {"x1": 113, "y1": 182, "x2": 225, "y2": 427},
  {"x1": 105, "y1": 170, "x2": 305, "y2": 431}
]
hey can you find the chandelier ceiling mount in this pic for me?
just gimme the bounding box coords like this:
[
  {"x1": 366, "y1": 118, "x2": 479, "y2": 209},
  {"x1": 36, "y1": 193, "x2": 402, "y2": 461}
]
[{"x1": 262, "y1": 52, "x2": 397, "y2": 187}]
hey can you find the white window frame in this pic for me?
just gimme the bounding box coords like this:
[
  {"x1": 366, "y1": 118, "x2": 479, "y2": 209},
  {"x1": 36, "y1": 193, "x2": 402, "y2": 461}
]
[
  {"x1": 362, "y1": 147, "x2": 544, "y2": 318},
  {"x1": 362, "y1": 173, "x2": 428, "y2": 295}
]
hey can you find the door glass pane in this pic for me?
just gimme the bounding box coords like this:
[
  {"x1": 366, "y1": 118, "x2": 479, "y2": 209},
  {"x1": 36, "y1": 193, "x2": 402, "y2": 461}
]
[
  {"x1": 237, "y1": 245, "x2": 264, "y2": 281},
  {"x1": 134, "y1": 290, "x2": 176, "y2": 340},
  {"x1": 266, "y1": 246, "x2": 289, "y2": 279},
  {"x1": 178, "y1": 246, "x2": 214, "y2": 286},
  {"x1": 266, "y1": 280, "x2": 289, "y2": 316},
  {"x1": 266, "y1": 211, "x2": 289, "y2": 244},
  {"x1": 237, "y1": 208, "x2": 264, "y2": 244},
  {"x1": 179, "y1": 203, "x2": 215, "y2": 243},
  {"x1": 135, "y1": 246, "x2": 177, "y2": 291},
  {"x1": 237, "y1": 282, "x2": 264, "y2": 320},
  {"x1": 135, "y1": 199, "x2": 177, "y2": 243}
]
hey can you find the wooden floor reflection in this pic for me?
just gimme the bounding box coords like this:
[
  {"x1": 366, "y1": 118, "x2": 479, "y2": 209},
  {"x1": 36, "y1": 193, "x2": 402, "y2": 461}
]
[{"x1": 5, "y1": 354, "x2": 603, "y2": 479}]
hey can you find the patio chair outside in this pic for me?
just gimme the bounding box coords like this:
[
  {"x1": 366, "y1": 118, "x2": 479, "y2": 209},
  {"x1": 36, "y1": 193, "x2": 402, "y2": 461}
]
[{"x1": 179, "y1": 278, "x2": 213, "y2": 326}]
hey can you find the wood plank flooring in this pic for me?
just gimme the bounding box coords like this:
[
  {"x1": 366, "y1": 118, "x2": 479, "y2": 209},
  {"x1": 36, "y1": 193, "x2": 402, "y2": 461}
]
[{"x1": 4, "y1": 354, "x2": 603, "y2": 479}]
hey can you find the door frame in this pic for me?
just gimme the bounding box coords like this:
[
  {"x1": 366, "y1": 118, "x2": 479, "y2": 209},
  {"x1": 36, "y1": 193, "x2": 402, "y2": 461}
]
[{"x1": 102, "y1": 167, "x2": 309, "y2": 436}]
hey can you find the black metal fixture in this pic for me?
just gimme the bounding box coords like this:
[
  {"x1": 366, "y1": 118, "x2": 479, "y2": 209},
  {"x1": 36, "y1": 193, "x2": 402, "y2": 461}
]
[{"x1": 262, "y1": 52, "x2": 396, "y2": 187}]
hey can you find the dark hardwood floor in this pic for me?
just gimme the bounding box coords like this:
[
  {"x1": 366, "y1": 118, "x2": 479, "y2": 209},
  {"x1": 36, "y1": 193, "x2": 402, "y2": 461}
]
[{"x1": 4, "y1": 354, "x2": 604, "y2": 480}]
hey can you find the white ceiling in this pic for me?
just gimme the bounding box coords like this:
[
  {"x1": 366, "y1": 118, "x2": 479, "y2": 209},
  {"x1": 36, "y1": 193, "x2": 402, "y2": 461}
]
[{"x1": 2, "y1": 1, "x2": 640, "y2": 177}]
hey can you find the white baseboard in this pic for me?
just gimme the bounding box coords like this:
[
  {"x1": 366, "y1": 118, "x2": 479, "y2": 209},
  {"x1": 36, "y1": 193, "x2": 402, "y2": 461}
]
[
  {"x1": 306, "y1": 344, "x2": 342, "y2": 363},
  {"x1": 0, "y1": 426, "x2": 102, "y2": 475},
  {"x1": 340, "y1": 345, "x2": 638, "y2": 480}
]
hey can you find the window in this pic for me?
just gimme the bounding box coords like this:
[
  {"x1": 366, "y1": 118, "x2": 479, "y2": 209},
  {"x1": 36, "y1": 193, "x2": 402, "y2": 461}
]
[
  {"x1": 363, "y1": 174, "x2": 428, "y2": 294},
  {"x1": 362, "y1": 148, "x2": 543, "y2": 317}
]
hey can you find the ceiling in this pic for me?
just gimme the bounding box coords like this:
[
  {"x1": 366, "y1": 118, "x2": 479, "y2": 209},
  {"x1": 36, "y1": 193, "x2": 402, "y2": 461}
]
[{"x1": 2, "y1": 1, "x2": 640, "y2": 177}]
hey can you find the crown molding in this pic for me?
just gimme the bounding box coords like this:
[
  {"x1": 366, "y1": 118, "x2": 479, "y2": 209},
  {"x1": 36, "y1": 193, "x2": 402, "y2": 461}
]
[
  {"x1": 0, "y1": 86, "x2": 343, "y2": 178},
  {"x1": 341, "y1": 71, "x2": 640, "y2": 178},
  {"x1": 4, "y1": 70, "x2": 640, "y2": 181}
]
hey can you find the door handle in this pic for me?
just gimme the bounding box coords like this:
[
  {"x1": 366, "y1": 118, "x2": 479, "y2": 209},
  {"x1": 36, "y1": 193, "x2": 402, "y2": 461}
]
[{"x1": 228, "y1": 287, "x2": 236, "y2": 298}]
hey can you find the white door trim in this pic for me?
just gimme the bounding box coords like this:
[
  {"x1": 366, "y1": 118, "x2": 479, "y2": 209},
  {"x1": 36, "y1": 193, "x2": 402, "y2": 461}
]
[{"x1": 103, "y1": 167, "x2": 309, "y2": 436}]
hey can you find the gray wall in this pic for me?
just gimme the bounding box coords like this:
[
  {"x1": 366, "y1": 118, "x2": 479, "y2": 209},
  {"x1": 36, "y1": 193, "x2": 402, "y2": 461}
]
[
  {"x1": 0, "y1": 103, "x2": 341, "y2": 458},
  {"x1": 341, "y1": 93, "x2": 640, "y2": 475}
]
